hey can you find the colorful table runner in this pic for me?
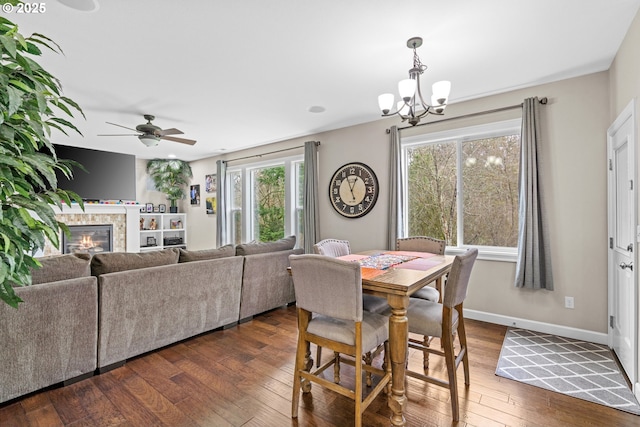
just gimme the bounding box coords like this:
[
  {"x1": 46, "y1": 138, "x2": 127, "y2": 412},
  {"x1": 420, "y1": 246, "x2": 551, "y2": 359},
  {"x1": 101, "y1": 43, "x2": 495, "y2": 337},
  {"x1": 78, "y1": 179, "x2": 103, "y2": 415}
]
[{"x1": 338, "y1": 251, "x2": 438, "y2": 279}]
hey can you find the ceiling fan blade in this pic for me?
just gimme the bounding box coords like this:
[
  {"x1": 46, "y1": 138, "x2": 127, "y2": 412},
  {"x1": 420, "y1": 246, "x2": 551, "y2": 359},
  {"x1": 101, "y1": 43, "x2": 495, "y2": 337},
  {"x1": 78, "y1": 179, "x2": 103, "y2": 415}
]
[
  {"x1": 161, "y1": 135, "x2": 197, "y2": 145},
  {"x1": 106, "y1": 122, "x2": 139, "y2": 132},
  {"x1": 158, "y1": 128, "x2": 184, "y2": 136},
  {"x1": 98, "y1": 133, "x2": 140, "y2": 136}
]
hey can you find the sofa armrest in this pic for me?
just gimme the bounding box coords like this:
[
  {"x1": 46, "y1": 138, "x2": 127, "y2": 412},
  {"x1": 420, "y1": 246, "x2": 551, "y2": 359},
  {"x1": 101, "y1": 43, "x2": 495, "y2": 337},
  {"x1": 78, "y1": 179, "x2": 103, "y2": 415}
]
[
  {"x1": 0, "y1": 277, "x2": 98, "y2": 403},
  {"x1": 239, "y1": 248, "x2": 304, "y2": 320}
]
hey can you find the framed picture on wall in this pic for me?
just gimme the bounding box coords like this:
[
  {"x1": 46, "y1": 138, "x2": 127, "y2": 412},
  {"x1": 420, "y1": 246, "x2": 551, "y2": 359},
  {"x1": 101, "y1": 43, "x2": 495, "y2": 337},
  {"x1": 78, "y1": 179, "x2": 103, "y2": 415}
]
[
  {"x1": 190, "y1": 184, "x2": 200, "y2": 205},
  {"x1": 206, "y1": 197, "x2": 217, "y2": 214},
  {"x1": 205, "y1": 174, "x2": 217, "y2": 193}
]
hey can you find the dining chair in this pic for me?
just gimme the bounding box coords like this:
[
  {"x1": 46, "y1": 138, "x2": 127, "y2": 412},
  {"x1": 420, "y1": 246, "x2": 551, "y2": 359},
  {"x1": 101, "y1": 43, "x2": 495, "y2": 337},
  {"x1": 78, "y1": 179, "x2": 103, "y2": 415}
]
[
  {"x1": 396, "y1": 236, "x2": 446, "y2": 302},
  {"x1": 404, "y1": 248, "x2": 478, "y2": 422},
  {"x1": 312, "y1": 238, "x2": 388, "y2": 378},
  {"x1": 313, "y1": 238, "x2": 351, "y2": 257},
  {"x1": 289, "y1": 254, "x2": 391, "y2": 427}
]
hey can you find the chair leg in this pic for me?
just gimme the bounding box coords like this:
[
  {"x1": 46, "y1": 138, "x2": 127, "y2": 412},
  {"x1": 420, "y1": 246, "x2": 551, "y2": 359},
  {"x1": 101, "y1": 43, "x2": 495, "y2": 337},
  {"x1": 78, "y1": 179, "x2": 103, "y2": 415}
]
[
  {"x1": 364, "y1": 351, "x2": 373, "y2": 387},
  {"x1": 316, "y1": 345, "x2": 322, "y2": 368},
  {"x1": 333, "y1": 351, "x2": 341, "y2": 384},
  {"x1": 457, "y1": 313, "x2": 470, "y2": 385},
  {"x1": 442, "y1": 332, "x2": 459, "y2": 422},
  {"x1": 422, "y1": 335, "x2": 430, "y2": 369},
  {"x1": 354, "y1": 347, "x2": 363, "y2": 427},
  {"x1": 292, "y1": 335, "x2": 308, "y2": 418},
  {"x1": 384, "y1": 341, "x2": 391, "y2": 395}
]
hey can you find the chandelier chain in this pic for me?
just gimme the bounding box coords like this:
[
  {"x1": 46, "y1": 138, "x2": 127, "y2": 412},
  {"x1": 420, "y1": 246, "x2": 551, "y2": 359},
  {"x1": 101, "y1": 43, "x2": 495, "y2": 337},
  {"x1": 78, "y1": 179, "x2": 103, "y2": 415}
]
[{"x1": 412, "y1": 47, "x2": 427, "y2": 73}]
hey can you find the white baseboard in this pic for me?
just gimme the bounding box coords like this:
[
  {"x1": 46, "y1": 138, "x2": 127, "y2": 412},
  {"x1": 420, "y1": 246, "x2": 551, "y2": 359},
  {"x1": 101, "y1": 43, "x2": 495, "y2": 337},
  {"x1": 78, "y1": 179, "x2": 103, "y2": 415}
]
[{"x1": 464, "y1": 309, "x2": 608, "y2": 345}]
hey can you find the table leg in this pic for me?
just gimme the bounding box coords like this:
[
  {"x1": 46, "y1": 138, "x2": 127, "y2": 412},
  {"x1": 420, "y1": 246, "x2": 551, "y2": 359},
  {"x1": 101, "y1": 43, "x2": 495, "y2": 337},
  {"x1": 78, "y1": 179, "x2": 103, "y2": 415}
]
[{"x1": 387, "y1": 294, "x2": 409, "y2": 426}]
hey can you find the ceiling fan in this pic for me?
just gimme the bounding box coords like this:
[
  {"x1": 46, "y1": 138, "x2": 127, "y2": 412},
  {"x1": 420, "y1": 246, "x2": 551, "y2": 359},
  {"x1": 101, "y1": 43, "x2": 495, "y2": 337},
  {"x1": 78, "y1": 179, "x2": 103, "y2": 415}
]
[{"x1": 98, "y1": 114, "x2": 197, "y2": 146}]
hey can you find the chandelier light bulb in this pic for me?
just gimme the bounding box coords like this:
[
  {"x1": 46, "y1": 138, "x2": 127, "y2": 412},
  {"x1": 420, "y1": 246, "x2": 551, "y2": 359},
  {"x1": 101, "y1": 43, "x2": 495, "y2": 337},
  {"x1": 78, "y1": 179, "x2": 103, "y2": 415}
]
[
  {"x1": 398, "y1": 79, "x2": 417, "y2": 102},
  {"x1": 432, "y1": 80, "x2": 451, "y2": 105},
  {"x1": 378, "y1": 93, "x2": 395, "y2": 115}
]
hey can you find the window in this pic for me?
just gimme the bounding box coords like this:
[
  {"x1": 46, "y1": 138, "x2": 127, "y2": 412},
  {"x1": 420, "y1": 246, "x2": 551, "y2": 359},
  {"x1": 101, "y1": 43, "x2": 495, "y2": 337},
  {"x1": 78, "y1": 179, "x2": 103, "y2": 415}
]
[
  {"x1": 402, "y1": 119, "x2": 521, "y2": 260},
  {"x1": 226, "y1": 155, "x2": 303, "y2": 245}
]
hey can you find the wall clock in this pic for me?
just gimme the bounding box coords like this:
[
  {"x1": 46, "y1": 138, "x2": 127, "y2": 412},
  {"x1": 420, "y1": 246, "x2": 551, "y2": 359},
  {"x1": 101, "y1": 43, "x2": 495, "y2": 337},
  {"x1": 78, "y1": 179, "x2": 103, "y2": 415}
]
[{"x1": 329, "y1": 162, "x2": 379, "y2": 218}]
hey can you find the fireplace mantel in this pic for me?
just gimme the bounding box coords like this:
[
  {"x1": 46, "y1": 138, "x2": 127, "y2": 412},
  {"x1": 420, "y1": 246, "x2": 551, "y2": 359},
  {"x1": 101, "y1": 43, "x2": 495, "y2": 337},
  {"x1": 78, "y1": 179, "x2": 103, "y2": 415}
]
[{"x1": 45, "y1": 203, "x2": 142, "y2": 255}]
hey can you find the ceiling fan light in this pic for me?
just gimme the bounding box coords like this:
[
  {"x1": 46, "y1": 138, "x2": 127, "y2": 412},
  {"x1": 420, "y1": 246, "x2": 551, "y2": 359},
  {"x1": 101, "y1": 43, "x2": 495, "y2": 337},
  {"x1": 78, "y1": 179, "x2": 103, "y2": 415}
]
[{"x1": 139, "y1": 134, "x2": 160, "y2": 147}]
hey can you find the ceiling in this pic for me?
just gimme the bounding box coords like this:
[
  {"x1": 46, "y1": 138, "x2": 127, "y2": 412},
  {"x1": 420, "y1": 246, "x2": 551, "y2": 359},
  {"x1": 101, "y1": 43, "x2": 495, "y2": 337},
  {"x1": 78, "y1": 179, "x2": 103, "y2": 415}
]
[{"x1": 8, "y1": 0, "x2": 640, "y2": 161}]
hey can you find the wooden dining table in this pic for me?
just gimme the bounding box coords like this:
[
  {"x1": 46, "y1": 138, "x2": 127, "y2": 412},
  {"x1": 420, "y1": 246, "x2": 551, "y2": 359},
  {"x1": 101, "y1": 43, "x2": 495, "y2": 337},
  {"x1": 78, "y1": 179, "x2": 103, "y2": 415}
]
[{"x1": 338, "y1": 250, "x2": 455, "y2": 427}]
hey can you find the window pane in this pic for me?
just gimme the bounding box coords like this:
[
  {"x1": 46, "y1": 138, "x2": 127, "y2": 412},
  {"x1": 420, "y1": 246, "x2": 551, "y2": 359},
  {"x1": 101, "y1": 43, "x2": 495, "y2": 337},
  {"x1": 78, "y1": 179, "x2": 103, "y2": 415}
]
[
  {"x1": 295, "y1": 162, "x2": 305, "y2": 249},
  {"x1": 251, "y1": 165, "x2": 285, "y2": 242},
  {"x1": 230, "y1": 171, "x2": 242, "y2": 245},
  {"x1": 407, "y1": 143, "x2": 458, "y2": 245},
  {"x1": 462, "y1": 135, "x2": 520, "y2": 247}
]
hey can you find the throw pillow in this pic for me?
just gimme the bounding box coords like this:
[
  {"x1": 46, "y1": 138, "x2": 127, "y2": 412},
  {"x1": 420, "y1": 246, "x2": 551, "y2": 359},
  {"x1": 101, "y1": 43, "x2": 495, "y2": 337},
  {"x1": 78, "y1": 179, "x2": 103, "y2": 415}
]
[
  {"x1": 30, "y1": 253, "x2": 91, "y2": 285},
  {"x1": 178, "y1": 244, "x2": 235, "y2": 262},
  {"x1": 235, "y1": 235, "x2": 296, "y2": 256},
  {"x1": 90, "y1": 248, "x2": 180, "y2": 276}
]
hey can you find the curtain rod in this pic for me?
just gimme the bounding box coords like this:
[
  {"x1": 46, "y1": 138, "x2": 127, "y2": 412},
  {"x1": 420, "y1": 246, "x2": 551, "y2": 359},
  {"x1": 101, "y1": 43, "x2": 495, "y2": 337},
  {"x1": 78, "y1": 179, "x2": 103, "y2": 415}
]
[
  {"x1": 225, "y1": 141, "x2": 320, "y2": 164},
  {"x1": 392, "y1": 97, "x2": 548, "y2": 133}
]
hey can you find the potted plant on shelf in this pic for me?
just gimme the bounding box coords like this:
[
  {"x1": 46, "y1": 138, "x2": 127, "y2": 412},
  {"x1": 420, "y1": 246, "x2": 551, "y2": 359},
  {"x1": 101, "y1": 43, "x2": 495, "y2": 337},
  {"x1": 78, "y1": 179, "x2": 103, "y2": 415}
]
[
  {"x1": 0, "y1": 13, "x2": 85, "y2": 308},
  {"x1": 146, "y1": 159, "x2": 193, "y2": 213}
]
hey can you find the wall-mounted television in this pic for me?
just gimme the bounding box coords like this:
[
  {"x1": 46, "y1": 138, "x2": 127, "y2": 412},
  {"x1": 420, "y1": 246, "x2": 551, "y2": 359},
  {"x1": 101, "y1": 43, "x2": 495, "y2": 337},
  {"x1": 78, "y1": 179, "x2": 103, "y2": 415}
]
[{"x1": 53, "y1": 145, "x2": 137, "y2": 201}]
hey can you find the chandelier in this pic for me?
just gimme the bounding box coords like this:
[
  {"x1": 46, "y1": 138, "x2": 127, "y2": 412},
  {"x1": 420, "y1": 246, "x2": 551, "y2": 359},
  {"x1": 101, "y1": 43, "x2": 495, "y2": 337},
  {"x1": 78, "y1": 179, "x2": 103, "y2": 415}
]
[{"x1": 378, "y1": 37, "x2": 451, "y2": 126}]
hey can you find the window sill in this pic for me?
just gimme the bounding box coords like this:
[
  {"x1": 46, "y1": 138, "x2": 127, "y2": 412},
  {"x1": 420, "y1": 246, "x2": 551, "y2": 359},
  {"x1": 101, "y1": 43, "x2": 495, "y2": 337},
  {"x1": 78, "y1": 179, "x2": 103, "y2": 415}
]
[{"x1": 445, "y1": 246, "x2": 517, "y2": 263}]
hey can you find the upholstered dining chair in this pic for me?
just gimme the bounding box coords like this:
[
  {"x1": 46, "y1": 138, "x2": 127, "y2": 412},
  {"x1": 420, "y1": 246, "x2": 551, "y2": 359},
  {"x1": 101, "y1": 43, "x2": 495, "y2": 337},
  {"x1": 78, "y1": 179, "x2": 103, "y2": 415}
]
[
  {"x1": 312, "y1": 238, "x2": 388, "y2": 376},
  {"x1": 289, "y1": 254, "x2": 391, "y2": 427},
  {"x1": 396, "y1": 236, "x2": 446, "y2": 303},
  {"x1": 313, "y1": 238, "x2": 351, "y2": 257},
  {"x1": 404, "y1": 248, "x2": 478, "y2": 422}
]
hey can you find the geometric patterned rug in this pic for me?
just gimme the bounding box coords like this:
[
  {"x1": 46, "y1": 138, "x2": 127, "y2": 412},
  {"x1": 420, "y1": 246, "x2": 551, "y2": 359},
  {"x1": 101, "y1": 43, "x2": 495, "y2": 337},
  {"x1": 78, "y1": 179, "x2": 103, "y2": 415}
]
[{"x1": 496, "y1": 328, "x2": 640, "y2": 415}]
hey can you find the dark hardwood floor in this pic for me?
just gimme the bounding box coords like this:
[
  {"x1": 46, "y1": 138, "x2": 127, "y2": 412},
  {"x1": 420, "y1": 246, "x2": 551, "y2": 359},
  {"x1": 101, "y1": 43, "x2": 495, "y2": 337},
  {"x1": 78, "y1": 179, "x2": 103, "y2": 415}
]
[{"x1": 1, "y1": 305, "x2": 638, "y2": 426}]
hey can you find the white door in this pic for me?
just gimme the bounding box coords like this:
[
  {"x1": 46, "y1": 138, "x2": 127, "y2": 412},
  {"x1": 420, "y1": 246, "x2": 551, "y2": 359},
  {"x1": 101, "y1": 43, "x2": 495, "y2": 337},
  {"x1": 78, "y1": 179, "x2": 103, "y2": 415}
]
[{"x1": 607, "y1": 100, "x2": 637, "y2": 393}]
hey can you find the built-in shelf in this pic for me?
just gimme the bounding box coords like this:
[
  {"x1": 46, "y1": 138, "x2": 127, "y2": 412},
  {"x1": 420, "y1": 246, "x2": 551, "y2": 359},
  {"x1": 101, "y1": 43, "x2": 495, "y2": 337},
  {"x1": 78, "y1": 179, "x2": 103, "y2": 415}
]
[{"x1": 139, "y1": 213, "x2": 187, "y2": 251}]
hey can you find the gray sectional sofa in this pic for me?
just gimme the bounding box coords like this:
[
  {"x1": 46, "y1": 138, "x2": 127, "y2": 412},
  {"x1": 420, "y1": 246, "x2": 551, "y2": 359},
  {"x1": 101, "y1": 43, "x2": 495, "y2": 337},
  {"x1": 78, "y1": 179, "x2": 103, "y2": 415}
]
[{"x1": 0, "y1": 236, "x2": 302, "y2": 404}]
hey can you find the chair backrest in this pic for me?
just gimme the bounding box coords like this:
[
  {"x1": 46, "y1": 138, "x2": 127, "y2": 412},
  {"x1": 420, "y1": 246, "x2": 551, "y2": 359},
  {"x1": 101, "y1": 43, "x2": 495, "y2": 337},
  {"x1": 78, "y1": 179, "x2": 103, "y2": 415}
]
[
  {"x1": 313, "y1": 239, "x2": 351, "y2": 257},
  {"x1": 396, "y1": 236, "x2": 445, "y2": 255},
  {"x1": 442, "y1": 248, "x2": 478, "y2": 308},
  {"x1": 289, "y1": 254, "x2": 362, "y2": 322}
]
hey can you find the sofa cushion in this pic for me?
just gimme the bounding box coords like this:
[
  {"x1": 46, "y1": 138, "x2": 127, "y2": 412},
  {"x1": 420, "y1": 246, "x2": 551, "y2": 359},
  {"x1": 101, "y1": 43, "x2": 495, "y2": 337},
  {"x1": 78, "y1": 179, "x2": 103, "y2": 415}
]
[
  {"x1": 30, "y1": 253, "x2": 91, "y2": 285},
  {"x1": 235, "y1": 235, "x2": 296, "y2": 256},
  {"x1": 91, "y1": 249, "x2": 179, "y2": 276},
  {"x1": 179, "y1": 245, "x2": 235, "y2": 262}
]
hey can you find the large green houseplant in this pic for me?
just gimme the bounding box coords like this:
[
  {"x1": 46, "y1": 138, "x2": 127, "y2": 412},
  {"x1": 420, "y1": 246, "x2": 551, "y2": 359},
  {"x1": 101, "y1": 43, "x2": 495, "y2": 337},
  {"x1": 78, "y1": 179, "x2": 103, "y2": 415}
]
[
  {"x1": 146, "y1": 159, "x2": 193, "y2": 213},
  {"x1": 0, "y1": 13, "x2": 85, "y2": 308}
]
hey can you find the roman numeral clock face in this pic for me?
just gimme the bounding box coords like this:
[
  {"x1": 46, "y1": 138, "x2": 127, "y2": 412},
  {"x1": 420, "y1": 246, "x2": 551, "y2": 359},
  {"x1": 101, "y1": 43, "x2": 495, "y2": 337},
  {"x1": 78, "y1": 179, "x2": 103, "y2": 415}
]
[{"x1": 329, "y1": 162, "x2": 379, "y2": 218}]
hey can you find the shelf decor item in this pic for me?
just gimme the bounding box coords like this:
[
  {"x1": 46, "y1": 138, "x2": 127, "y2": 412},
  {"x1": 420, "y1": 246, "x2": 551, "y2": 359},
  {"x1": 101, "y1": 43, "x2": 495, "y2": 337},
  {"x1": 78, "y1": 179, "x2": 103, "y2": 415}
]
[{"x1": 146, "y1": 159, "x2": 193, "y2": 213}]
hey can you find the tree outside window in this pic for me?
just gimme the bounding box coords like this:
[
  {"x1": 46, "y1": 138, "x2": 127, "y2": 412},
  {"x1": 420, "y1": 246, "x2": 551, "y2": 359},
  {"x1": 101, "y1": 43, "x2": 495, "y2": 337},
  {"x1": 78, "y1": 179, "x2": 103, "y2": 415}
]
[{"x1": 404, "y1": 120, "x2": 521, "y2": 254}]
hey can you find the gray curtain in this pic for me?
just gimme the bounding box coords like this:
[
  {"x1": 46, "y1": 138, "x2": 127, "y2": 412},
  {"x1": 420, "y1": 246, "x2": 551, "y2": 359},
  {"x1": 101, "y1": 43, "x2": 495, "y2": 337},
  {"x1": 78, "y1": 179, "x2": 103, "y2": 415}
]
[
  {"x1": 303, "y1": 141, "x2": 320, "y2": 253},
  {"x1": 515, "y1": 97, "x2": 553, "y2": 289},
  {"x1": 387, "y1": 126, "x2": 403, "y2": 250},
  {"x1": 216, "y1": 160, "x2": 228, "y2": 247}
]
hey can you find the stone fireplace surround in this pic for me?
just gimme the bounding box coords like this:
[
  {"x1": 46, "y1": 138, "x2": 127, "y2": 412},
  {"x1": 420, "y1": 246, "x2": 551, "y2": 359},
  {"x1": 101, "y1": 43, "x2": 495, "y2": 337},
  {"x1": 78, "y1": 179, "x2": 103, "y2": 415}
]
[{"x1": 42, "y1": 204, "x2": 141, "y2": 256}]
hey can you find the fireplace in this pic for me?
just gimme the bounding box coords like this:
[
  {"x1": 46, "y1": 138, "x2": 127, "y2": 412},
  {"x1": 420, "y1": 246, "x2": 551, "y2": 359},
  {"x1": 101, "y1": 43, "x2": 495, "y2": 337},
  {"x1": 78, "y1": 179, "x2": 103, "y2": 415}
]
[{"x1": 62, "y1": 224, "x2": 113, "y2": 255}]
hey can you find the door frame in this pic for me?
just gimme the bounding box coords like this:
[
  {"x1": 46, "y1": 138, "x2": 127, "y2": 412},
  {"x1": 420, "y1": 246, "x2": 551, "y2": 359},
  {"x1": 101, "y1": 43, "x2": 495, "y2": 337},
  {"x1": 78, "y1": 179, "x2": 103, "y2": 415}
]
[{"x1": 607, "y1": 99, "x2": 638, "y2": 396}]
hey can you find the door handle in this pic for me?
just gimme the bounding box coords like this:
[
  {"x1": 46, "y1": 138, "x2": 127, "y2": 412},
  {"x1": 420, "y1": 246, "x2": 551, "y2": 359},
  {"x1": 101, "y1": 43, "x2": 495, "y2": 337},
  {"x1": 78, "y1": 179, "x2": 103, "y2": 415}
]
[{"x1": 619, "y1": 262, "x2": 633, "y2": 271}]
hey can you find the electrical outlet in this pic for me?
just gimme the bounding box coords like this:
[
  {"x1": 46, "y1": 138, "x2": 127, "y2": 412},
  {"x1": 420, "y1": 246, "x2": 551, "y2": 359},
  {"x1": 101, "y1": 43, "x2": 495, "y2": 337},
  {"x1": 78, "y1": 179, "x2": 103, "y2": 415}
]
[{"x1": 565, "y1": 296, "x2": 574, "y2": 309}]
